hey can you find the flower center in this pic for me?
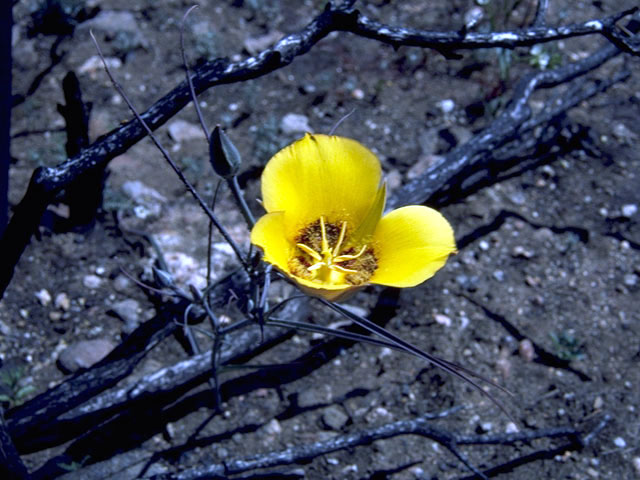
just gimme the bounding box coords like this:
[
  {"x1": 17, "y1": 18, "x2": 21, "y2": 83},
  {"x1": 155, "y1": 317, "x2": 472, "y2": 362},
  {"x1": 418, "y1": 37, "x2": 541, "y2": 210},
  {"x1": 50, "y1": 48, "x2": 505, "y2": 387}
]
[{"x1": 289, "y1": 216, "x2": 377, "y2": 286}]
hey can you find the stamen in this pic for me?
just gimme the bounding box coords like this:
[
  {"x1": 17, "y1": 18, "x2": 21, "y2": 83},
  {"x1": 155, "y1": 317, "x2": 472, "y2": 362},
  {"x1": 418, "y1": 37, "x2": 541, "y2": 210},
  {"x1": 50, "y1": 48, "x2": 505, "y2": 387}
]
[
  {"x1": 320, "y1": 216, "x2": 329, "y2": 253},
  {"x1": 294, "y1": 217, "x2": 374, "y2": 285},
  {"x1": 333, "y1": 221, "x2": 348, "y2": 257},
  {"x1": 331, "y1": 264, "x2": 358, "y2": 274},
  {"x1": 296, "y1": 243, "x2": 322, "y2": 261},
  {"x1": 334, "y1": 245, "x2": 367, "y2": 262}
]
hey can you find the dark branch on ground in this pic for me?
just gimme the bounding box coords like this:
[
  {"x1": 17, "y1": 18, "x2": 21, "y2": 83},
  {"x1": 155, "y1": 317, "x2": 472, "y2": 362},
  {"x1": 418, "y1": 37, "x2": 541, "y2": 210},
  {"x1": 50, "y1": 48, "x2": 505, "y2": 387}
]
[
  {"x1": 0, "y1": 410, "x2": 29, "y2": 480},
  {"x1": 147, "y1": 411, "x2": 607, "y2": 480}
]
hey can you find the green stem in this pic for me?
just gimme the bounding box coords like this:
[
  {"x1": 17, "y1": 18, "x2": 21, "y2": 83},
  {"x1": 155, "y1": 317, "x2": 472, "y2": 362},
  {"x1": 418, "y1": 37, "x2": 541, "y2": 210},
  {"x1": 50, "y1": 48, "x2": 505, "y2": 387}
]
[{"x1": 227, "y1": 176, "x2": 255, "y2": 228}]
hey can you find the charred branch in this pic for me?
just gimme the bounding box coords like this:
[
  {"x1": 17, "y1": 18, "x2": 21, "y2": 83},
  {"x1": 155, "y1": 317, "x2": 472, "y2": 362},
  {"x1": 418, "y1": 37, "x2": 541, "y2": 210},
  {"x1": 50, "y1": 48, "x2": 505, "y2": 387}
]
[{"x1": 148, "y1": 411, "x2": 607, "y2": 480}]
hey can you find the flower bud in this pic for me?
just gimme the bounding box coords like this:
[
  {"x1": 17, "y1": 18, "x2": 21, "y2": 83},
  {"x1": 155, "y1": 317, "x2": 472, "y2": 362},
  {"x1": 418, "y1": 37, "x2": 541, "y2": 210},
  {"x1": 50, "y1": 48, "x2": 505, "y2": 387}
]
[
  {"x1": 152, "y1": 267, "x2": 174, "y2": 289},
  {"x1": 209, "y1": 125, "x2": 242, "y2": 178}
]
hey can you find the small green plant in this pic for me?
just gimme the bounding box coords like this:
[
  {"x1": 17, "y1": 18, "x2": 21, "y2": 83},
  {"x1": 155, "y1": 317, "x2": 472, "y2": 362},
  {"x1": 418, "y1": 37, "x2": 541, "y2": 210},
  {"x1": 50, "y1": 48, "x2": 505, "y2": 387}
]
[
  {"x1": 550, "y1": 331, "x2": 585, "y2": 361},
  {"x1": 529, "y1": 44, "x2": 562, "y2": 71},
  {"x1": 0, "y1": 366, "x2": 36, "y2": 409},
  {"x1": 58, "y1": 456, "x2": 91, "y2": 472}
]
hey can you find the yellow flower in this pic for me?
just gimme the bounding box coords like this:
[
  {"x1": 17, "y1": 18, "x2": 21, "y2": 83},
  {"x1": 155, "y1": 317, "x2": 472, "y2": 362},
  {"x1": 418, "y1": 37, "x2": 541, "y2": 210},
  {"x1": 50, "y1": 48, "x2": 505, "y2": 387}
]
[{"x1": 251, "y1": 133, "x2": 457, "y2": 301}]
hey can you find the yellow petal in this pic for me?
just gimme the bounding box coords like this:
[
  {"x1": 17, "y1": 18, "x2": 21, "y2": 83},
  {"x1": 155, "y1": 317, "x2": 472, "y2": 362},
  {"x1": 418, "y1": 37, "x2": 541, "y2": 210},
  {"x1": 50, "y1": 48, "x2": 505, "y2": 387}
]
[
  {"x1": 350, "y1": 182, "x2": 386, "y2": 246},
  {"x1": 250, "y1": 211, "x2": 292, "y2": 273},
  {"x1": 369, "y1": 206, "x2": 456, "y2": 288},
  {"x1": 261, "y1": 134, "x2": 381, "y2": 235}
]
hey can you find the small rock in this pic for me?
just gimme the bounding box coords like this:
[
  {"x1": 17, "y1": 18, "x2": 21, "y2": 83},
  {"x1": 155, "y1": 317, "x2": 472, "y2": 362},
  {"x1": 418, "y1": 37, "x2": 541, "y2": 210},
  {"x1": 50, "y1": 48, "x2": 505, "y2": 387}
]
[
  {"x1": 464, "y1": 6, "x2": 484, "y2": 29},
  {"x1": 35, "y1": 289, "x2": 52, "y2": 306},
  {"x1": 406, "y1": 154, "x2": 443, "y2": 180},
  {"x1": 54, "y1": 292, "x2": 71, "y2": 311},
  {"x1": 586, "y1": 467, "x2": 599, "y2": 478},
  {"x1": 113, "y1": 274, "x2": 132, "y2": 293},
  {"x1": 385, "y1": 169, "x2": 402, "y2": 192},
  {"x1": 365, "y1": 406, "x2": 391, "y2": 423},
  {"x1": 456, "y1": 274, "x2": 478, "y2": 292},
  {"x1": 122, "y1": 181, "x2": 167, "y2": 220},
  {"x1": 478, "y1": 240, "x2": 490, "y2": 251},
  {"x1": 122, "y1": 180, "x2": 167, "y2": 205},
  {"x1": 82, "y1": 10, "x2": 146, "y2": 52},
  {"x1": 418, "y1": 128, "x2": 439, "y2": 155},
  {"x1": 519, "y1": 339, "x2": 535, "y2": 362},
  {"x1": 512, "y1": 246, "x2": 534, "y2": 259},
  {"x1": 243, "y1": 30, "x2": 283, "y2": 55},
  {"x1": 322, "y1": 406, "x2": 349, "y2": 430},
  {"x1": 540, "y1": 165, "x2": 556, "y2": 178},
  {"x1": 509, "y1": 191, "x2": 526, "y2": 205},
  {"x1": 0, "y1": 319, "x2": 11, "y2": 336},
  {"x1": 83, "y1": 274, "x2": 103, "y2": 289},
  {"x1": 168, "y1": 120, "x2": 203, "y2": 143},
  {"x1": 623, "y1": 274, "x2": 637, "y2": 287},
  {"x1": 612, "y1": 123, "x2": 638, "y2": 144},
  {"x1": 632, "y1": 457, "x2": 640, "y2": 476},
  {"x1": 78, "y1": 55, "x2": 121, "y2": 75},
  {"x1": 339, "y1": 304, "x2": 368, "y2": 319},
  {"x1": 533, "y1": 227, "x2": 554, "y2": 242},
  {"x1": 593, "y1": 396, "x2": 603, "y2": 410},
  {"x1": 49, "y1": 311, "x2": 63, "y2": 321},
  {"x1": 525, "y1": 276, "x2": 540, "y2": 287},
  {"x1": 280, "y1": 113, "x2": 312, "y2": 134},
  {"x1": 621, "y1": 204, "x2": 638, "y2": 218},
  {"x1": 164, "y1": 252, "x2": 206, "y2": 290},
  {"x1": 505, "y1": 422, "x2": 519, "y2": 433},
  {"x1": 613, "y1": 437, "x2": 627, "y2": 448},
  {"x1": 438, "y1": 126, "x2": 471, "y2": 149},
  {"x1": 351, "y1": 88, "x2": 365, "y2": 100},
  {"x1": 84, "y1": 10, "x2": 140, "y2": 35},
  {"x1": 110, "y1": 299, "x2": 141, "y2": 334},
  {"x1": 433, "y1": 313, "x2": 452, "y2": 327},
  {"x1": 263, "y1": 418, "x2": 282, "y2": 435},
  {"x1": 58, "y1": 339, "x2": 116, "y2": 373},
  {"x1": 496, "y1": 352, "x2": 511, "y2": 378},
  {"x1": 480, "y1": 422, "x2": 493, "y2": 433},
  {"x1": 437, "y1": 99, "x2": 455, "y2": 114},
  {"x1": 492, "y1": 270, "x2": 505, "y2": 282}
]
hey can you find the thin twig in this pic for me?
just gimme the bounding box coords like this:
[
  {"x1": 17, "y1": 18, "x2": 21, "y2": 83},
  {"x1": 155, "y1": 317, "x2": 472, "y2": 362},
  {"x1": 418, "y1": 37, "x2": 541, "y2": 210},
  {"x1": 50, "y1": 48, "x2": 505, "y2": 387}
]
[{"x1": 180, "y1": 5, "x2": 210, "y2": 140}]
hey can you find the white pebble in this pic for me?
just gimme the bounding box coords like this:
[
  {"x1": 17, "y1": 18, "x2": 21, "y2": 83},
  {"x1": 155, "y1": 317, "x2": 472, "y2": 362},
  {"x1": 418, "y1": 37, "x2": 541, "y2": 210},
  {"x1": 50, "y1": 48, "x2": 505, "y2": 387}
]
[
  {"x1": 622, "y1": 204, "x2": 638, "y2": 218},
  {"x1": 83, "y1": 274, "x2": 103, "y2": 289},
  {"x1": 35, "y1": 289, "x2": 52, "y2": 306},
  {"x1": 280, "y1": 113, "x2": 311, "y2": 134},
  {"x1": 505, "y1": 422, "x2": 519, "y2": 433},
  {"x1": 437, "y1": 99, "x2": 455, "y2": 114},
  {"x1": 613, "y1": 437, "x2": 627, "y2": 448},
  {"x1": 263, "y1": 418, "x2": 282, "y2": 435},
  {"x1": 433, "y1": 313, "x2": 452, "y2": 327},
  {"x1": 54, "y1": 292, "x2": 71, "y2": 311}
]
